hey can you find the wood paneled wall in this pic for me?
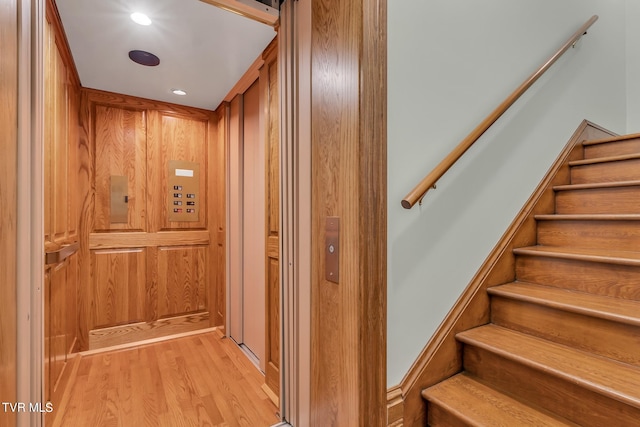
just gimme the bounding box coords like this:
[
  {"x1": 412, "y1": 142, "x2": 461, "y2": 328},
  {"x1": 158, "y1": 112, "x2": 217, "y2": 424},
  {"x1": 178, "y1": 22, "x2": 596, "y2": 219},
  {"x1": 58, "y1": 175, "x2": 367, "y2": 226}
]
[
  {"x1": 44, "y1": 2, "x2": 82, "y2": 414},
  {"x1": 0, "y1": 1, "x2": 19, "y2": 425},
  {"x1": 212, "y1": 102, "x2": 227, "y2": 328},
  {"x1": 307, "y1": 0, "x2": 387, "y2": 425},
  {"x1": 262, "y1": 40, "x2": 281, "y2": 403},
  {"x1": 78, "y1": 89, "x2": 221, "y2": 351}
]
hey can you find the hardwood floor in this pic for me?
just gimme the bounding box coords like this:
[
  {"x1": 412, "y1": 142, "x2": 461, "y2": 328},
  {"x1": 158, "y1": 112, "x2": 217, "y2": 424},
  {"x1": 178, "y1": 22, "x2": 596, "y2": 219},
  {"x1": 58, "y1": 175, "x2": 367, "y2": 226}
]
[{"x1": 52, "y1": 331, "x2": 279, "y2": 427}]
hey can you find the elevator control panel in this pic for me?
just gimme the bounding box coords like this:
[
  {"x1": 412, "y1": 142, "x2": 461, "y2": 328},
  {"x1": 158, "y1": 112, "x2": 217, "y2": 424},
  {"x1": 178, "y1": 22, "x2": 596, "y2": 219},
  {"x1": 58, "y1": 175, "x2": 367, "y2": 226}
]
[
  {"x1": 325, "y1": 216, "x2": 340, "y2": 283},
  {"x1": 168, "y1": 160, "x2": 200, "y2": 222}
]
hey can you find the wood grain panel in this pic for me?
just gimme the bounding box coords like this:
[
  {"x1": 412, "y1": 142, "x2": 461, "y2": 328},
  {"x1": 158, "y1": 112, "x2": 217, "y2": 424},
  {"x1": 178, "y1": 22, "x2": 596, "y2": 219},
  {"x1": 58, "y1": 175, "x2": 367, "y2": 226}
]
[
  {"x1": 77, "y1": 90, "x2": 94, "y2": 351},
  {"x1": 93, "y1": 105, "x2": 147, "y2": 231},
  {"x1": 461, "y1": 326, "x2": 640, "y2": 426},
  {"x1": 309, "y1": 0, "x2": 387, "y2": 425},
  {"x1": 44, "y1": 269, "x2": 51, "y2": 401},
  {"x1": 67, "y1": 85, "x2": 80, "y2": 240},
  {"x1": 51, "y1": 261, "x2": 67, "y2": 393},
  {"x1": 80, "y1": 88, "x2": 215, "y2": 350},
  {"x1": 157, "y1": 113, "x2": 208, "y2": 230},
  {"x1": 44, "y1": 5, "x2": 83, "y2": 414},
  {"x1": 584, "y1": 136, "x2": 640, "y2": 159},
  {"x1": 53, "y1": 46, "x2": 69, "y2": 243},
  {"x1": 490, "y1": 293, "x2": 640, "y2": 366},
  {"x1": 66, "y1": 252, "x2": 79, "y2": 354},
  {"x1": 89, "y1": 230, "x2": 210, "y2": 249},
  {"x1": 263, "y1": 46, "x2": 281, "y2": 402},
  {"x1": 555, "y1": 184, "x2": 640, "y2": 215},
  {"x1": 92, "y1": 248, "x2": 146, "y2": 328},
  {"x1": 212, "y1": 104, "x2": 227, "y2": 327},
  {"x1": 85, "y1": 88, "x2": 213, "y2": 121},
  {"x1": 157, "y1": 246, "x2": 207, "y2": 318},
  {"x1": 88, "y1": 312, "x2": 210, "y2": 350},
  {"x1": 44, "y1": 19, "x2": 53, "y2": 245},
  {"x1": 537, "y1": 219, "x2": 640, "y2": 251}
]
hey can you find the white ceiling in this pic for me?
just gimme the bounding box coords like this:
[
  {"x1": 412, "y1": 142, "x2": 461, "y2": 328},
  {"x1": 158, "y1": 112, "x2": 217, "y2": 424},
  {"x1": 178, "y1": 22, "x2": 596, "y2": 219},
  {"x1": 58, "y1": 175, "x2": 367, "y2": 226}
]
[{"x1": 55, "y1": 0, "x2": 277, "y2": 111}]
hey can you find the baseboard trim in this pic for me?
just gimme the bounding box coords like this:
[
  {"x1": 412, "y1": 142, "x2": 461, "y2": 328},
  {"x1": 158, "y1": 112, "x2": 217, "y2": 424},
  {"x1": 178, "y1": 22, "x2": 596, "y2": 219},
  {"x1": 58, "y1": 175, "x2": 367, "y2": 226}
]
[
  {"x1": 82, "y1": 325, "x2": 218, "y2": 356},
  {"x1": 88, "y1": 312, "x2": 210, "y2": 350},
  {"x1": 387, "y1": 385, "x2": 404, "y2": 426}
]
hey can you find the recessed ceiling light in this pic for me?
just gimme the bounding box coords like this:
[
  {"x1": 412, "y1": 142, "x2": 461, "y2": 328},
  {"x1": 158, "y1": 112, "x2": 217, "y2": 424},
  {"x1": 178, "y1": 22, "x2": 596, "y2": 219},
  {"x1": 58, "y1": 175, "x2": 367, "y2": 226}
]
[
  {"x1": 130, "y1": 12, "x2": 152, "y2": 26},
  {"x1": 128, "y1": 50, "x2": 160, "y2": 66},
  {"x1": 172, "y1": 89, "x2": 187, "y2": 96}
]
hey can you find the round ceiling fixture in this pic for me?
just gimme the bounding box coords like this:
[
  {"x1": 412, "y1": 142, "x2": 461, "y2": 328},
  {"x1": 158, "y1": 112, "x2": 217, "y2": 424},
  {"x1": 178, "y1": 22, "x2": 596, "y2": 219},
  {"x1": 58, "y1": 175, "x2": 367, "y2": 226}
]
[
  {"x1": 128, "y1": 50, "x2": 160, "y2": 67},
  {"x1": 171, "y1": 89, "x2": 187, "y2": 96},
  {"x1": 130, "y1": 12, "x2": 152, "y2": 26}
]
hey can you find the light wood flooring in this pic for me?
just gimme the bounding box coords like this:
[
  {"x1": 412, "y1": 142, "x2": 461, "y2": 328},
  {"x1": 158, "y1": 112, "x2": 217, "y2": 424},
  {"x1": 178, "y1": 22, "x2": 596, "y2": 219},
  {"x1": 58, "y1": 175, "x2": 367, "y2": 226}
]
[{"x1": 52, "y1": 331, "x2": 279, "y2": 427}]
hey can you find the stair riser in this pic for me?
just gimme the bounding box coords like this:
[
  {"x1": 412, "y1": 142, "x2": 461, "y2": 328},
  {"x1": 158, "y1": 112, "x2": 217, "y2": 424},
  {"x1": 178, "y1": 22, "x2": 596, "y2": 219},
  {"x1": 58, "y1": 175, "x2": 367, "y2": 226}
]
[
  {"x1": 516, "y1": 255, "x2": 640, "y2": 301},
  {"x1": 427, "y1": 403, "x2": 470, "y2": 427},
  {"x1": 463, "y1": 345, "x2": 640, "y2": 427},
  {"x1": 555, "y1": 186, "x2": 640, "y2": 214},
  {"x1": 537, "y1": 220, "x2": 640, "y2": 252},
  {"x1": 571, "y1": 158, "x2": 640, "y2": 184},
  {"x1": 491, "y1": 296, "x2": 640, "y2": 366},
  {"x1": 584, "y1": 138, "x2": 640, "y2": 159}
]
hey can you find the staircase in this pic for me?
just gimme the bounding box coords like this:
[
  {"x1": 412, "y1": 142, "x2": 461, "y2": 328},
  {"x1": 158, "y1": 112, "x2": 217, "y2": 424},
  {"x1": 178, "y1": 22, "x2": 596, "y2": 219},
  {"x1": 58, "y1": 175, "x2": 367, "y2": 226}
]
[{"x1": 421, "y1": 133, "x2": 640, "y2": 426}]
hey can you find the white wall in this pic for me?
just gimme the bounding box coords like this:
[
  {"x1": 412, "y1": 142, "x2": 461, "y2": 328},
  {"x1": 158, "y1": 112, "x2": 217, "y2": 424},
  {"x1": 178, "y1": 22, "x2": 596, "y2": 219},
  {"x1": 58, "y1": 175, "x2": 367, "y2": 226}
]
[
  {"x1": 387, "y1": 0, "x2": 627, "y2": 385},
  {"x1": 627, "y1": 0, "x2": 640, "y2": 131}
]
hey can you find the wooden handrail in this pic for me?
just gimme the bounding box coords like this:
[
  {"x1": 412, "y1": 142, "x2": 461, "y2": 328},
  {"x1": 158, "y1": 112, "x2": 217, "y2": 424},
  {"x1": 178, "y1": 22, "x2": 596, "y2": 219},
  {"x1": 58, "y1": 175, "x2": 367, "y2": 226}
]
[{"x1": 401, "y1": 15, "x2": 599, "y2": 209}]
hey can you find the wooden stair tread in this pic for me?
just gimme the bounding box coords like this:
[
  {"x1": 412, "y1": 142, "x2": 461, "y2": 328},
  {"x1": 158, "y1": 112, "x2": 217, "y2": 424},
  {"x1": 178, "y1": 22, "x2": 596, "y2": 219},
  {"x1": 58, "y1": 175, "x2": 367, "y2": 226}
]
[
  {"x1": 422, "y1": 373, "x2": 576, "y2": 426},
  {"x1": 513, "y1": 246, "x2": 640, "y2": 266},
  {"x1": 456, "y1": 325, "x2": 640, "y2": 408},
  {"x1": 569, "y1": 153, "x2": 640, "y2": 166},
  {"x1": 535, "y1": 214, "x2": 640, "y2": 221},
  {"x1": 554, "y1": 180, "x2": 640, "y2": 191},
  {"x1": 488, "y1": 282, "x2": 640, "y2": 326},
  {"x1": 583, "y1": 133, "x2": 640, "y2": 146}
]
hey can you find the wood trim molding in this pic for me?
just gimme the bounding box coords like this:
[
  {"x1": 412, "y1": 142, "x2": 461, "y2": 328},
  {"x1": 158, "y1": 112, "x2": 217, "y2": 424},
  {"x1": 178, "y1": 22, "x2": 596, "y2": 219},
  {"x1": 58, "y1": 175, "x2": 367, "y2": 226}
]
[
  {"x1": 83, "y1": 87, "x2": 215, "y2": 118},
  {"x1": 89, "y1": 231, "x2": 210, "y2": 249},
  {"x1": 390, "y1": 120, "x2": 617, "y2": 426},
  {"x1": 199, "y1": 0, "x2": 279, "y2": 27},
  {"x1": 46, "y1": 0, "x2": 81, "y2": 89},
  {"x1": 88, "y1": 312, "x2": 211, "y2": 350},
  {"x1": 222, "y1": 53, "x2": 265, "y2": 103},
  {"x1": 2, "y1": 1, "x2": 19, "y2": 425},
  {"x1": 386, "y1": 386, "x2": 404, "y2": 426}
]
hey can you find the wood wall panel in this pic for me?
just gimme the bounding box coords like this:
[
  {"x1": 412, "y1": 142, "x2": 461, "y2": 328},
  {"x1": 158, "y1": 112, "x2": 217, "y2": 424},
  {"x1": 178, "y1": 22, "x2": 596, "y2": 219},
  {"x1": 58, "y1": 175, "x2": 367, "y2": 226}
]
[
  {"x1": 263, "y1": 45, "x2": 281, "y2": 402},
  {"x1": 44, "y1": 4, "x2": 83, "y2": 420},
  {"x1": 228, "y1": 95, "x2": 243, "y2": 341},
  {"x1": 93, "y1": 105, "x2": 147, "y2": 231},
  {"x1": 308, "y1": 0, "x2": 387, "y2": 425},
  {"x1": 50, "y1": 261, "x2": 67, "y2": 393},
  {"x1": 67, "y1": 88, "x2": 80, "y2": 240},
  {"x1": 44, "y1": 269, "x2": 51, "y2": 402},
  {"x1": 52, "y1": 46, "x2": 69, "y2": 243},
  {"x1": 66, "y1": 253, "x2": 78, "y2": 353},
  {"x1": 212, "y1": 103, "x2": 227, "y2": 327},
  {"x1": 44, "y1": 20, "x2": 53, "y2": 246},
  {"x1": 157, "y1": 246, "x2": 207, "y2": 318},
  {"x1": 149, "y1": 113, "x2": 208, "y2": 231},
  {"x1": 92, "y1": 249, "x2": 146, "y2": 328},
  {"x1": 80, "y1": 89, "x2": 218, "y2": 349}
]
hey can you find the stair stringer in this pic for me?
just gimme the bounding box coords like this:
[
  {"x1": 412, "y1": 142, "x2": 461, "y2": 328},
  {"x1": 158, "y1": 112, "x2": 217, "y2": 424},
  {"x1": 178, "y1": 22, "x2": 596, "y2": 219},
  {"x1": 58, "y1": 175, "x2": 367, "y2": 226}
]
[{"x1": 388, "y1": 120, "x2": 616, "y2": 427}]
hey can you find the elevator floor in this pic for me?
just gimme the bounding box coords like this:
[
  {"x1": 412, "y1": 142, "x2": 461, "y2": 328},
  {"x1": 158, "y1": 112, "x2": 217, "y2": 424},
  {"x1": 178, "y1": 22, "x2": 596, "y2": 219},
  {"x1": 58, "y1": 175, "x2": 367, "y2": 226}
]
[{"x1": 51, "y1": 330, "x2": 279, "y2": 426}]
